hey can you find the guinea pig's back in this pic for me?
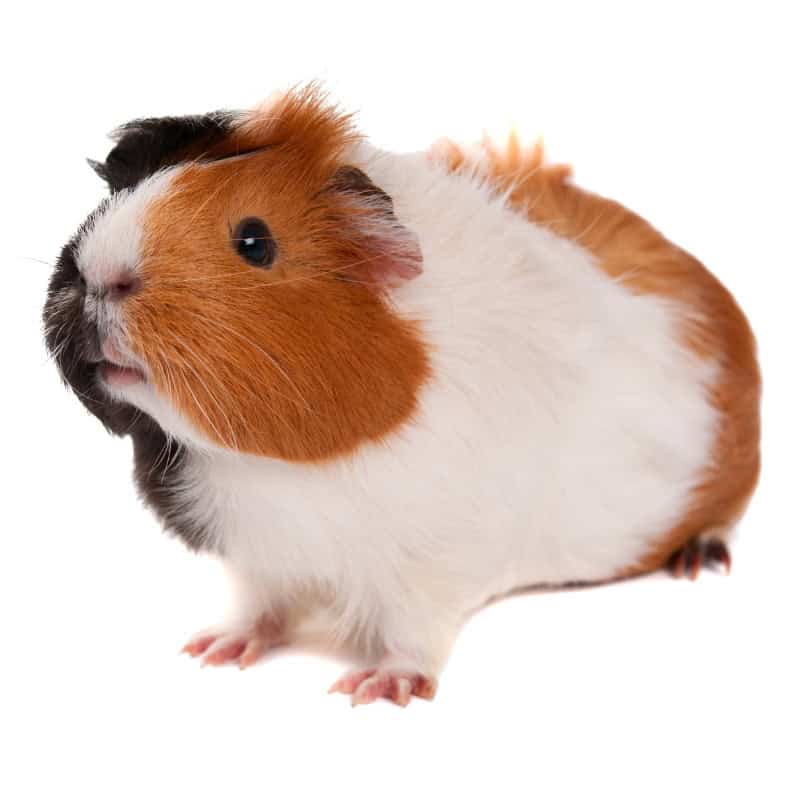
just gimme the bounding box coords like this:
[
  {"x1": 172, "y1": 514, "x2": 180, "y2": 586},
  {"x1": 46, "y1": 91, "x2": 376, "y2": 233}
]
[
  {"x1": 352, "y1": 140, "x2": 760, "y2": 588},
  {"x1": 434, "y1": 137, "x2": 761, "y2": 579}
]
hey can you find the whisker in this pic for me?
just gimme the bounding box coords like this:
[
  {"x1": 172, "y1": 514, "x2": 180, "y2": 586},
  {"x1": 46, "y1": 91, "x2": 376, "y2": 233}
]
[
  {"x1": 164, "y1": 341, "x2": 242, "y2": 450},
  {"x1": 19, "y1": 255, "x2": 56, "y2": 268},
  {"x1": 177, "y1": 311, "x2": 314, "y2": 416}
]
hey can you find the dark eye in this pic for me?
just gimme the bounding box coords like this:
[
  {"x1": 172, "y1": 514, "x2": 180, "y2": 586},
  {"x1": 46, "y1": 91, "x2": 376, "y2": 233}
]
[{"x1": 232, "y1": 217, "x2": 276, "y2": 268}]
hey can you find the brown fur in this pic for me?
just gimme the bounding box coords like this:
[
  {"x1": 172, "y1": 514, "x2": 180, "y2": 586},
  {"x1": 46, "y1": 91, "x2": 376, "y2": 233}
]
[
  {"x1": 128, "y1": 89, "x2": 429, "y2": 462},
  {"x1": 434, "y1": 135, "x2": 761, "y2": 575}
]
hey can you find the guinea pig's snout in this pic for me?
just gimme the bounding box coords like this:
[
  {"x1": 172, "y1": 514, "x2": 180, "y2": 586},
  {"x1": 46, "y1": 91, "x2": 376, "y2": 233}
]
[{"x1": 104, "y1": 271, "x2": 141, "y2": 302}]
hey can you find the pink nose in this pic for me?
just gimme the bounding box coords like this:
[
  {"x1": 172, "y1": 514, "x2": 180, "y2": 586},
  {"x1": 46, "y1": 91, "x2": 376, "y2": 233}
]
[{"x1": 107, "y1": 272, "x2": 141, "y2": 301}]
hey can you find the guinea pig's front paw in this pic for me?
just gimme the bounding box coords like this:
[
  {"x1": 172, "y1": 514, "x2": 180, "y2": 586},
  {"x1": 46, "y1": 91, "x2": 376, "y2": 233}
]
[
  {"x1": 181, "y1": 615, "x2": 284, "y2": 669},
  {"x1": 329, "y1": 664, "x2": 438, "y2": 708}
]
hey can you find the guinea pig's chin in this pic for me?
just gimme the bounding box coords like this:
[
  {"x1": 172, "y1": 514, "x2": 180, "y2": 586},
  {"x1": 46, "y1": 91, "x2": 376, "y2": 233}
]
[{"x1": 107, "y1": 380, "x2": 219, "y2": 452}]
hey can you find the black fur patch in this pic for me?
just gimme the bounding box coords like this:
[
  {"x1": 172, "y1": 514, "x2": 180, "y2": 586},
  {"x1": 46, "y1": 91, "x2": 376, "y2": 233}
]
[
  {"x1": 131, "y1": 419, "x2": 211, "y2": 552},
  {"x1": 43, "y1": 230, "x2": 215, "y2": 552},
  {"x1": 43, "y1": 230, "x2": 137, "y2": 436},
  {"x1": 89, "y1": 111, "x2": 238, "y2": 192}
]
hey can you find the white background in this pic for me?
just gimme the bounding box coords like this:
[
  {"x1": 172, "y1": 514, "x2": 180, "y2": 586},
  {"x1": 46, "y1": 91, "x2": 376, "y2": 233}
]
[{"x1": 3, "y1": 2, "x2": 798, "y2": 798}]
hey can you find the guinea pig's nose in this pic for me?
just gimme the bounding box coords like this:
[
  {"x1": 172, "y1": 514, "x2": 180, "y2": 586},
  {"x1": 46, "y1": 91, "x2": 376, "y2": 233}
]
[{"x1": 106, "y1": 272, "x2": 141, "y2": 301}]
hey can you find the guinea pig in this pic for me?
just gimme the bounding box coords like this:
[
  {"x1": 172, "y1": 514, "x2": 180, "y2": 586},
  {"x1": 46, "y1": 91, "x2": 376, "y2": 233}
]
[{"x1": 43, "y1": 85, "x2": 761, "y2": 706}]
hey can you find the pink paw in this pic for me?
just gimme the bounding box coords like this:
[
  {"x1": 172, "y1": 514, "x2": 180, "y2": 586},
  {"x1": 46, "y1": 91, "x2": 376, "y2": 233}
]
[
  {"x1": 181, "y1": 617, "x2": 282, "y2": 669},
  {"x1": 329, "y1": 668, "x2": 437, "y2": 707}
]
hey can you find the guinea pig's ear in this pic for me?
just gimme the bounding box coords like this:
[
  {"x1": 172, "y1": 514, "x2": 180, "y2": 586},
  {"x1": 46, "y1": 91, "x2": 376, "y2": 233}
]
[
  {"x1": 325, "y1": 166, "x2": 423, "y2": 287},
  {"x1": 88, "y1": 111, "x2": 237, "y2": 193}
]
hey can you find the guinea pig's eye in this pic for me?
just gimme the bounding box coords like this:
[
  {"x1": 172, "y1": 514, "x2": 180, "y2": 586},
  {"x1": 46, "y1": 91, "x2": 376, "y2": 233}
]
[{"x1": 232, "y1": 217, "x2": 276, "y2": 268}]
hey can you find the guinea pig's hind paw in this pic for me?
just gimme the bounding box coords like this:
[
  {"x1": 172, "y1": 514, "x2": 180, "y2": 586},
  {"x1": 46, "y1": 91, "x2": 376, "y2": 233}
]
[
  {"x1": 181, "y1": 617, "x2": 282, "y2": 669},
  {"x1": 668, "y1": 537, "x2": 731, "y2": 580},
  {"x1": 329, "y1": 668, "x2": 437, "y2": 707}
]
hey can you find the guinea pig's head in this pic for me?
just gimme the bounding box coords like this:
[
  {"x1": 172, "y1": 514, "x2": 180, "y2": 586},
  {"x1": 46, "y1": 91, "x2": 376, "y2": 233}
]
[{"x1": 43, "y1": 87, "x2": 429, "y2": 461}]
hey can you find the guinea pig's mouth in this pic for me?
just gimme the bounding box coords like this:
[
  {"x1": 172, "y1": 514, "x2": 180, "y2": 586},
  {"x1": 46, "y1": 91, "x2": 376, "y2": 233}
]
[
  {"x1": 99, "y1": 360, "x2": 146, "y2": 387},
  {"x1": 96, "y1": 341, "x2": 147, "y2": 388}
]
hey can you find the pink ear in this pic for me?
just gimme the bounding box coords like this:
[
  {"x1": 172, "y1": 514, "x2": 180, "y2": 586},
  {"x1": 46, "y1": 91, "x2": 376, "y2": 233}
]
[
  {"x1": 348, "y1": 224, "x2": 423, "y2": 288},
  {"x1": 327, "y1": 166, "x2": 424, "y2": 287}
]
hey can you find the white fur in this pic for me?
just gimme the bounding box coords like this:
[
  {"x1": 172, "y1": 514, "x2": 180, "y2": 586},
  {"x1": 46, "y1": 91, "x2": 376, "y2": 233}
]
[
  {"x1": 83, "y1": 145, "x2": 719, "y2": 676},
  {"x1": 76, "y1": 168, "x2": 183, "y2": 379},
  {"x1": 76, "y1": 168, "x2": 181, "y2": 288}
]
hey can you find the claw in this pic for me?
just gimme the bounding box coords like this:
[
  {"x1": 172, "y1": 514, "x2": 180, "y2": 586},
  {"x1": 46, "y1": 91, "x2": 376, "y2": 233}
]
[{"x1": 181, "y1": 635, "x2": 216, "y2": 657}]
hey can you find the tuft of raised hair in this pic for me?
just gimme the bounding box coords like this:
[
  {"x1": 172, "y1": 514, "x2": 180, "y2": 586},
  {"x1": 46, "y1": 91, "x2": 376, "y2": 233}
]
[{"x1": 233, "y1": 83, "x2": 359, "y2": 166}]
